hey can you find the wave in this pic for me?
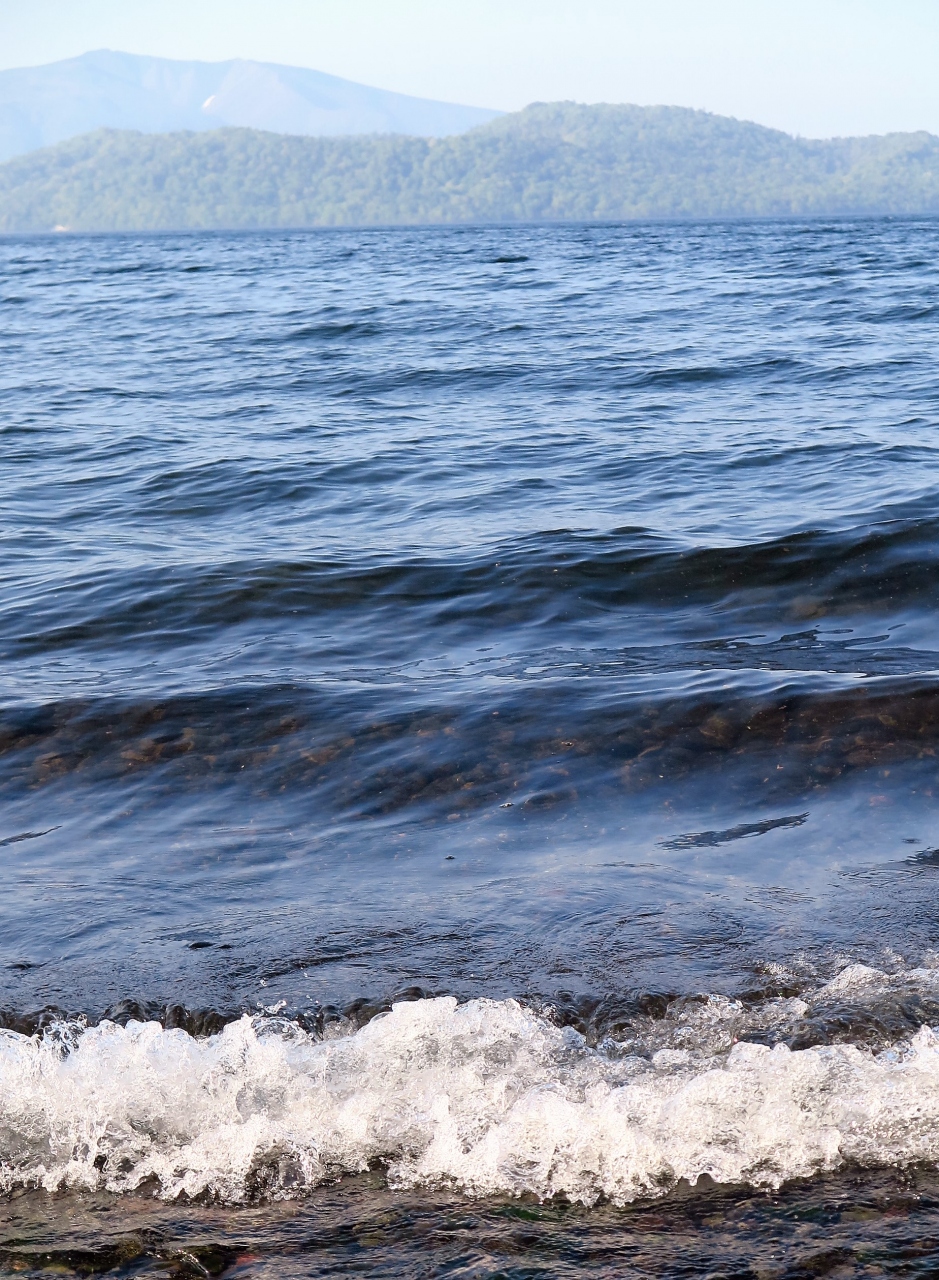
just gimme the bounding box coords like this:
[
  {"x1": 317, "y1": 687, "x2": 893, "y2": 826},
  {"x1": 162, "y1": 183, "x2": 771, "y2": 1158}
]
[
  {"x1": 6, "y1": 511, "x2": 939, "y2": 659},
  {"x1": 5, "y1": 672, "x2": 939, "y2": 817},
  {"x1": 6, "y1": 969, "x2": 939, "y2": 1205}
]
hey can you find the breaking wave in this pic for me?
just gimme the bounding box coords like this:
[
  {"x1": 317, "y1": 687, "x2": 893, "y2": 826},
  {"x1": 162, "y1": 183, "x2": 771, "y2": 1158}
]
[{"x1": 7, "y1": 968, "x2": 939, "y2": 1205}]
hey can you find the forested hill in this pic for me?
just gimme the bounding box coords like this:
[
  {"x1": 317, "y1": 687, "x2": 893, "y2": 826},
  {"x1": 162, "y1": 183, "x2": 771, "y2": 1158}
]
[{"x1": 3, "y1": 102, "x2": 939, "y2": 232}]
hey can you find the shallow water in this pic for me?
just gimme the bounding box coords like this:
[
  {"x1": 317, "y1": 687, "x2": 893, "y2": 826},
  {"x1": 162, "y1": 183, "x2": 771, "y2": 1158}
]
[
  {"x1": 8, "y1": 1169, "x2": 939, "y2": 1278},
  {"x1": 3, "y1": 219, "x2": 939, "y2": 1273}
]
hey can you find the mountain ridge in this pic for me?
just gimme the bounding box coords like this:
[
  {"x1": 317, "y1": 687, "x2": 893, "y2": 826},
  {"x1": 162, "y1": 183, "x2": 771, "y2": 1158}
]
[
  {"x1": 0, "y1": 49, "x2": 502, "y2": 162},
  {"x1": 2, "y1": 101, "x2": 939, "y2": 233}
]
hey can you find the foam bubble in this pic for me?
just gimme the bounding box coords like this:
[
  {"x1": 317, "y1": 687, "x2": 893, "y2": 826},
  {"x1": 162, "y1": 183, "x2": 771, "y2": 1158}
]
[{"x1": 6, "y1": 992, "x2": 939, "y2": 1204}]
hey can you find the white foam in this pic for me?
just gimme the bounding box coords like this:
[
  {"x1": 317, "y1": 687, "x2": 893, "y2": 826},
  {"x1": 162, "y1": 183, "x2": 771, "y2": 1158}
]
[{"x1": 6, "y1": 993, "x2": 939, "y2": 1204}]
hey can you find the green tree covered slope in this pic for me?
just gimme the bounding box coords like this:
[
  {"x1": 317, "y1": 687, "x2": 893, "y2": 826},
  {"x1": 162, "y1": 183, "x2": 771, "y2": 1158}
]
[{"x1": 3, "y1": 102, "x2": 939, "y2": 232}]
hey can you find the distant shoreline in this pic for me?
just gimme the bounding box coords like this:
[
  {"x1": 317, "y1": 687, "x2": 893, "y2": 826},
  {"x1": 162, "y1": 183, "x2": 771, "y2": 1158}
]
[
  {"x1": 3, "y1": 103, "x2": 939, "y2": 234},
  {"x1": 7, "y1": 213, "x2": 939, "y2": 240}
]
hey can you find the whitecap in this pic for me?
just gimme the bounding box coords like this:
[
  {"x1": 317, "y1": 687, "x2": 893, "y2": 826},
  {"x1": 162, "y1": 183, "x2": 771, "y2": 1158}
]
[{"x1": 5, "y1": 991, "x2": 939, "y2": 1204}]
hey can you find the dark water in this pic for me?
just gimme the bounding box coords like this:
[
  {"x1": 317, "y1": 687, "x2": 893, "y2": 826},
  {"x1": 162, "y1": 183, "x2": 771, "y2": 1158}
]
[{"x1": 4, "y1": 219, "x2": 939, "y2": 1275}]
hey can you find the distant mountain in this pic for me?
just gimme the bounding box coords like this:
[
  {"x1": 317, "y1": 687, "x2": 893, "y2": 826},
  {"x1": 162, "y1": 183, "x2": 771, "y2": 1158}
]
[
  {"x1": 0, "y1": 49, "x2": 502, "y2": 162},
  {"x1": 3, "y1": 102, "x2": 939, "y2": 233}
]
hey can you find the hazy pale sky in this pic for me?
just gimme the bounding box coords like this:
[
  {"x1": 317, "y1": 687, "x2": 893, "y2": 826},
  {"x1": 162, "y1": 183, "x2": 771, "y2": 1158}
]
[{"x1": 2, "y1": 1, "x2": 938, "y2": 139}]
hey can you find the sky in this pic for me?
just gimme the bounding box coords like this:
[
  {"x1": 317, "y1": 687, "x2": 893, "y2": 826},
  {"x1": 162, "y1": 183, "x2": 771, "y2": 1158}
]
[{"x1": 1, "y1": 0, "x2": 938, "y2": 139}]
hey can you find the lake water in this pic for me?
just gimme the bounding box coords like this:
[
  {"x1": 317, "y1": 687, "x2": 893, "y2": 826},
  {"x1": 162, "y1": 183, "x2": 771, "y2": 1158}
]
[{"x1": 4, "y1": 219, "x2": 939, "y2": 1275}]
